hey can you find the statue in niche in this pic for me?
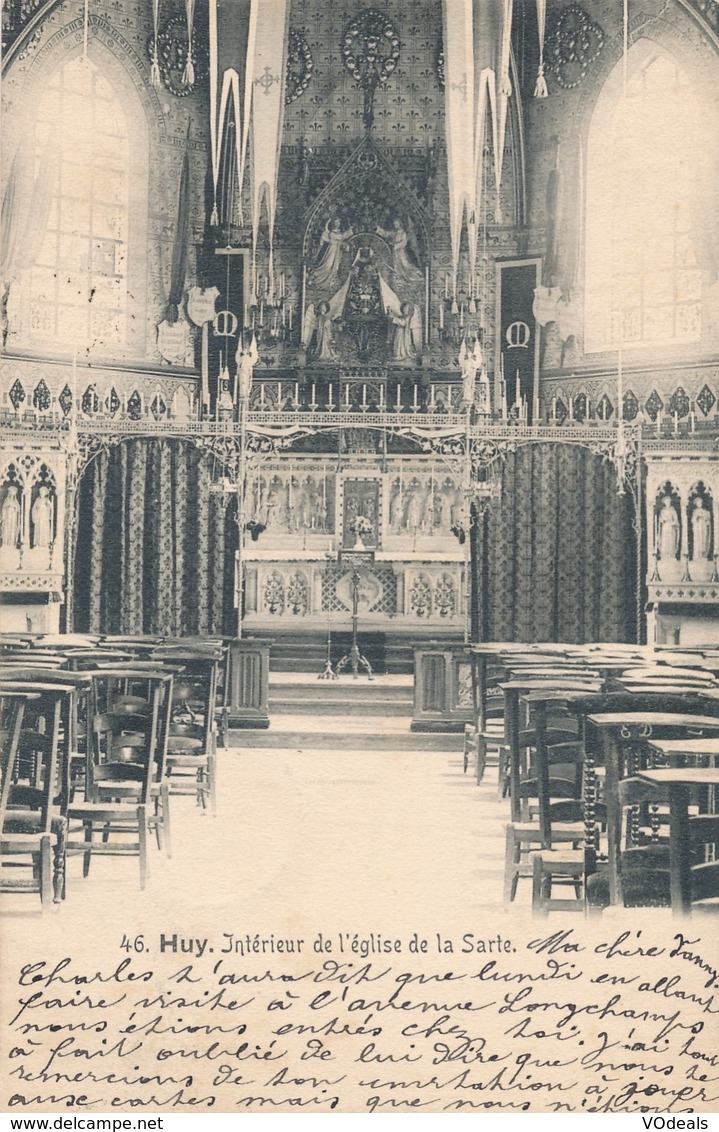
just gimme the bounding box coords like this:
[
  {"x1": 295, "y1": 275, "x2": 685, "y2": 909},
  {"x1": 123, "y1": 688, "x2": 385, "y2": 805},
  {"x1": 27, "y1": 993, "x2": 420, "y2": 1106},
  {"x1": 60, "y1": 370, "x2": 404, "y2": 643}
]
[
  {"x1": 313, "y1": 489, "x2": 328, "y2": 531},
  {"x1": 1, "y1": 485, "x2": 21, "y2": 549},
  {"x1": 375, "y1": 218, "x2": 423, "y2": 285},
  {"x1": 657, "y1": 495, "x2": 680, "y2": 560},
  {"x1": 406, "y1": 479, "x2": 429, "y2": 532},
  {"x1": 691, "y1": 496, "x2": 712, "y2": 559},
  {"x1": 439, "y1": 483, "x2": 455, "y2": 531},
  {"x1": 31, "y1": 485, "x2": 54, "y2": 548},
  {"x1": 311, "y1": 218, "x2": 353, "y2": 288},
  {"x1": 389, "y1": 480, "x2": 405, "y2": 531},
  {"x1": 299, "y1": 477, "x2": 317, "y2": 530},
  {"x1": 264, "y1": 481, "x2": 284, "y2": 531}
]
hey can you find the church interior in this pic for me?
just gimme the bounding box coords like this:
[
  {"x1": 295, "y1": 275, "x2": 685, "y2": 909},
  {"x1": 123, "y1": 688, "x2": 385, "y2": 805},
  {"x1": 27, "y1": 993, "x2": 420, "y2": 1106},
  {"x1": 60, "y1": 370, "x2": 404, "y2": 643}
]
[{"x1": 2, "y1": 0, "x2": 719, "y2": 919}]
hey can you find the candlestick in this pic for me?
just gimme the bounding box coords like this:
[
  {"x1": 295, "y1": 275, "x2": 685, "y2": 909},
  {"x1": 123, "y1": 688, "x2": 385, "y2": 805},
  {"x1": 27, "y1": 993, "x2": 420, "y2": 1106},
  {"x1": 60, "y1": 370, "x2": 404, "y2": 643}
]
[
  {"x1": 379, "y1": 383, "x2": 384, "y2": 408},
  {"x1": 396, "y1": 383, "x2": 401, "y2": 410},
  {"x1": 438, "y1": 303, "x2": 444, "y2": 331},
  {"x1": 413, "y1": 384, "x2": 418, "y2": 409},
  {"x1": 445, "y1": 272, "x2": 450, "y2": 299},
  {"x1": 345, "y1": 384, "x2": 350, "y2": 407},
  {"x1": 311, "y1": 383, "x2": 316, "y2": 405},
  {"x1": 673, "y1": 412, "x2": 679, "y2": 436},
  {"x1": 294, "y1": 382, "x2": 299, "y2": 405},
  {"x1": 362, "y1": 383, "x2": 367, "y2": 408},
  {"x1": 328, "y1": 384, "x2": 334, "y2": 409}
]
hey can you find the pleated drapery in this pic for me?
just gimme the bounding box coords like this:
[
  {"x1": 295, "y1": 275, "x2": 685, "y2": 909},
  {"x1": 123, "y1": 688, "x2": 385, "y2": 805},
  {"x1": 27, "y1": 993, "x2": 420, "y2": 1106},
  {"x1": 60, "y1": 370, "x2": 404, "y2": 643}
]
[
  {"x1": 473, "y1": 444, "x2": 640, "y2": 644},
  {"x1": 73, "y1": 439, "x2": 238, "y2": 636}
]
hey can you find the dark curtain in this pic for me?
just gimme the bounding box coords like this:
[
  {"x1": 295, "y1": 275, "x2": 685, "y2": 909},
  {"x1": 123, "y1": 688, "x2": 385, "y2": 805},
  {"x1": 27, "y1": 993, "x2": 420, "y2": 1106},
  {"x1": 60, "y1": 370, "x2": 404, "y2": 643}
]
[
  {"x1": 73, "y1": 439, "x2": 238, "y2": 636},
  {"x1": 473, "y1": 443, "x2": 639, "y2": 644}
]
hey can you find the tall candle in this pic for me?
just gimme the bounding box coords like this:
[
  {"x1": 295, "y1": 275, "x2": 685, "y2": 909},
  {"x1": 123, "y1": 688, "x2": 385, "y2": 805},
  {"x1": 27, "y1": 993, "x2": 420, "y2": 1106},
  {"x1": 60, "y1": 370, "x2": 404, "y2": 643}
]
[
  {"x1": 328, "y1": 383, "x2": 334, "y2": 409},
  {"x1": 438, "y1": 303, "x2": 444, "y2": 331},
  {"x1": 396, "y1": 383, "x2": 401, "y2": 410},
  {"x1": 413, "y1": 384, "x2": 418, "y2": 409},
  {"x1": 311, "y1": 383, "x2": 316, "y2": 404}
]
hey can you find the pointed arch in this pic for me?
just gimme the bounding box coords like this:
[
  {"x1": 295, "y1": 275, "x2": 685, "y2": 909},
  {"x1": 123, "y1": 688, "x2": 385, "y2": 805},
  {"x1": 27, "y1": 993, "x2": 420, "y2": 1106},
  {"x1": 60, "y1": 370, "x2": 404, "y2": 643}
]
[
  {"x1": 584, "y1": 39, "x2": 706, "y2": 354},
  {"x1": 6, "y1": 40, "x2": 150, "y2": 359}
]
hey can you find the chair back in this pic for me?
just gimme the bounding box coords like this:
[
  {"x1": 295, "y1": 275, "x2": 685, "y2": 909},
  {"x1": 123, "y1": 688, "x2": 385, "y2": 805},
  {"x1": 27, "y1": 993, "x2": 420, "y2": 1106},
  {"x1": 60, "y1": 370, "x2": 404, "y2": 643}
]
[{"x1": 86, "y1": 671, "x2": 172, "y2": 804}]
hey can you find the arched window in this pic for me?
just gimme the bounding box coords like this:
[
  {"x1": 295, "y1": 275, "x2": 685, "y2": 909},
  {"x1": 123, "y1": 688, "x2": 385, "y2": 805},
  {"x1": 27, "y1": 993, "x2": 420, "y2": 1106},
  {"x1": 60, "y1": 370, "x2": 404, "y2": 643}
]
[
  {"x1": 585, "y1": 45, "x2": 703, "y2": 353},
  {"x1": 30, "y1": 57, "x2": 128, "y2": 349},
  {"x1": 8, "y1": 51, "x2": 148, "y2": 358}
]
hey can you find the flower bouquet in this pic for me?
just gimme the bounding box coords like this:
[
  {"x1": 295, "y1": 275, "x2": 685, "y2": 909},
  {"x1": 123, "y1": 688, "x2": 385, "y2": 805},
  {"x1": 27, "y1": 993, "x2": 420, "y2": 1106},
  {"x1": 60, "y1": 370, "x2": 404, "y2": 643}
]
[{"x1": 350, "y1": 514, "x2": 373, "y2": 549}]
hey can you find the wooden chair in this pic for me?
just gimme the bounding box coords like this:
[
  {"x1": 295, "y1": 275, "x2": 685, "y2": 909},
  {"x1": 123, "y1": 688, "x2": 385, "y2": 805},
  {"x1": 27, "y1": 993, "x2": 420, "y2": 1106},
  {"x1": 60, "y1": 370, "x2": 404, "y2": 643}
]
[
  {"x1": 154, "y1": 651, "x2": 220, "y2": 816},
  {"x1": 66, "y1": 670, "x2": 172, "y2": 889},
  {"x1": 503, "y1": 692, "x2": 589, "y2": 906},
  {"x1": 0, "y1": 686, "x2": 70, "y2": 906}
]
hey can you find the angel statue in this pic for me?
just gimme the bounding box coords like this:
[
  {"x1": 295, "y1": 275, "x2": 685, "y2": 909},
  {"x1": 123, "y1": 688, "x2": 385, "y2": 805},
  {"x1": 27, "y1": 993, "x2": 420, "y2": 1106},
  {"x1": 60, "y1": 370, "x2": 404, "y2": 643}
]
[
  {"x1": 303, "y1": 300, "x2": 341, "y2": 361},
  {"x1": 376, "y1": 217, "x2": 423, "y2": 285},
  {"x1": 311, "y1": 217, "x2": 353, "y2": 288},
  {"x1": 388, "y1": 300, "x2": 422, "y2": 361},
  {"x1": 235, "y1": 333, "x2": 259, "y2": 404}
]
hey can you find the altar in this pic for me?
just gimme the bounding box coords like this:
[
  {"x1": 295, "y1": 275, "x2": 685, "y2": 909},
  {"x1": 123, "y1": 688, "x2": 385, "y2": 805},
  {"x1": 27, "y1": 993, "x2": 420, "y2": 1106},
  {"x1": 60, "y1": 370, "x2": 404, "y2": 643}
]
[{"x1": 242, "y1": 455, "x2": 466, "y2": 631}]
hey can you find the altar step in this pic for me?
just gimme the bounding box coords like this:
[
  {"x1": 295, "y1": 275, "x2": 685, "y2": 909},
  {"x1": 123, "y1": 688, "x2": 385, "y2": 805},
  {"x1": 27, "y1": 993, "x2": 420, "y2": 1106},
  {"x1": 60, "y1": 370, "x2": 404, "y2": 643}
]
[
  {"x1": 229, "y1": 714, "x2": 462, "y2": 753},
  {"x1": 269, "y1": 673, "x2": 413, "y2": 717},
  {"x1": 233, "y1": 673, "x2": 461, "y2": 753},
  {"x1": 265, "y1": 630, "x2": 463, "y2": 675}
]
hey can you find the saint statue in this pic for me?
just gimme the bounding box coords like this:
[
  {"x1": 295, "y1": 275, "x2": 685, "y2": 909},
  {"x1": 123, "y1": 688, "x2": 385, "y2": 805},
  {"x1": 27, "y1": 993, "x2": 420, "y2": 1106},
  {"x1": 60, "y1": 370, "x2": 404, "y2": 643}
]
[
  {"x1": 657, "y1": 495, "x2": 680, "y2": 560},
  {"x1": 0, "y1": 485, "x2": 21, "y2": 549},
  {"x1": 235, "y1": 334, "x2": 259, "y2": 404},
  {"x1": 458, "y1": 337, "x2": 483, "y2": 405},
  {"x1": 311, "y1": 218, "x2": 353, "y2": 288},
  {"x1": 389, "y1": 481, "x2": 405, "y2": 531},
  {"x1": 406, "y1": 480, "x2": 428, "y2": 531},
  {"x1": 376, "y1": 218, "x2": 423, "y2": 285},
  {"x1": 691, "y1": 496, "x2": 712, "y2": 559},
  {"x1": 31, "y1": 485, "x2": 54, "y2": 548}
]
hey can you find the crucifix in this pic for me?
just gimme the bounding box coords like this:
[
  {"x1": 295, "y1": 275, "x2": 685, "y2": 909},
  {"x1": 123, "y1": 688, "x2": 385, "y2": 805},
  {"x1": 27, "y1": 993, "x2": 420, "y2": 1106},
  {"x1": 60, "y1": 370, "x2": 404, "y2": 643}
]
[{"x1": 334, "y1": 563, "x2": 373, "y2": 679}]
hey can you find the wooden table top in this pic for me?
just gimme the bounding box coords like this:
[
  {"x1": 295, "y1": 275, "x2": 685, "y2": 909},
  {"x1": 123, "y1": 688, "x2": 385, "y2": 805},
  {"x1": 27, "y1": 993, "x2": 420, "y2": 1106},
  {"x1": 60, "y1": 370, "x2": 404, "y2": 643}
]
[
  {"x1": 587, "y1": 712, "x2": 719, "y2": 729},
  {"x1": 500, "y1": 678, "x2": 603, "y2": 691},
  {"x1": 637, "y1": 767, "x2": 719, "y2": 786},
  {"x1": 648, "y1": 738, "x2": 719, "y2": 755}
]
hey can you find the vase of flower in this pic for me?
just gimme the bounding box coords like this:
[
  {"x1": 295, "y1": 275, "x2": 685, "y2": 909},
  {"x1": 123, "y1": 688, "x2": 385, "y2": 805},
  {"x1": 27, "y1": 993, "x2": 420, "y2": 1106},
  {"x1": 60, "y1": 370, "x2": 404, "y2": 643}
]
[{"x1": 350, "y1": 514, "x2": 372, "y2": 550}]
